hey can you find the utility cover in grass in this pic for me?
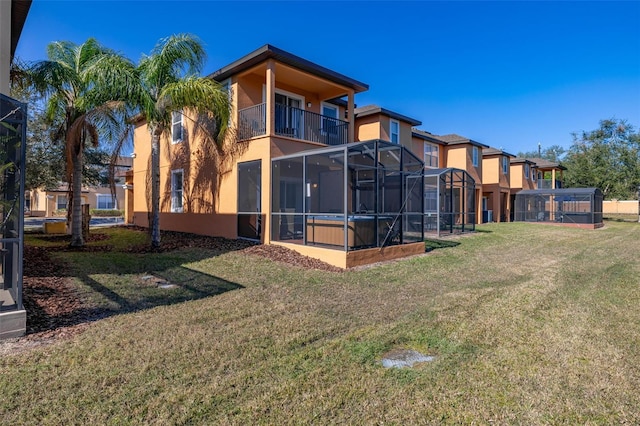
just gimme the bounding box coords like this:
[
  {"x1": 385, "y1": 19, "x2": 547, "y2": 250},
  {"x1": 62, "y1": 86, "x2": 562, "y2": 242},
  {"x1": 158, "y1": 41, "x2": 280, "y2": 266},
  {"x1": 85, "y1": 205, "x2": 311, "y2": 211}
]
[
  {"x1": 140, "y1": 274, "x2": 178, "y2": 289},
  {"x1": 381, "y1": 349, "x2": 434, "y2": 368}
]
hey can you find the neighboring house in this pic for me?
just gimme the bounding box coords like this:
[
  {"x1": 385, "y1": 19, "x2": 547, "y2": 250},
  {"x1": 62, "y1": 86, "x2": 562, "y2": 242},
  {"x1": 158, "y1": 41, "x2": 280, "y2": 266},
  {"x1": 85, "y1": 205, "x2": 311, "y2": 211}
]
[
  {"x1": 411, "y1": 129, "x2": 446, "y2": 169},
  {"x1": 27, "y1": 156, "x2": 132, "y2": 217},
  {"x1": 132, "y1": 45, "x2": 430, "y2": 268},
  {"x1": 425, "y1": 133, "x2": 488, "y2": 224},
  {"x1": 525, "y1": 157, "x2": 566, "y2": 189},
  {"x1": 354, "y1": 104, "x2": 421, "y2": 146},
  {"x1": 482, "y1": 147, "x2": 516, "y2": 223},
  {"x1": 509, "y1": 157, "x2": 537, "y2": 220}
]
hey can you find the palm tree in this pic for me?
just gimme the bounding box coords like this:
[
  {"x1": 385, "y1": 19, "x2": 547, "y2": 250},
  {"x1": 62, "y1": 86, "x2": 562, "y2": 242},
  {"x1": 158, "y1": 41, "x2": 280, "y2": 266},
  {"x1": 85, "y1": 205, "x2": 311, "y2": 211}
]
[
  {"x1": 136, "y1": 34, "x2": 230, "y2": 247},
  {"x1": 29, "y1": 39, "x2": 137, "y2": 247}
]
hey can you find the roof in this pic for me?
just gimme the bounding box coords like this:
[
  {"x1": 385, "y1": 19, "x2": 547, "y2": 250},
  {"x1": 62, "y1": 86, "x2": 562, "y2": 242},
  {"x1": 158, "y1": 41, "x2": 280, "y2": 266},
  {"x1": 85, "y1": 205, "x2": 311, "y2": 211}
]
[
  {"x1": 525, "y1": 157, "x2": 567, "y2": 170},
  {"x1": 354, "y1": 105, "x2": 421, "y2": 126},
  {"x1": 482, "y1": 147, "x2": 516, "y2": 157},
  {"x1": 411, "y1": 128, "x2": 447, "y2": 145},
  {"x1": 516, "y1": 188, "x2": 602, "y2": 196},
  {"x1": 510, "y1": 157, "x2": 536, "y2": 165},
  {"x1": 10, "y1": 0, "x2": 32, "y2": 60},
  {"x1": 209, "y1": 44, "x2": 369, "y2": 93},
  {"x1": 433, "y1": 133, "x2": 490, "y2": 149}
]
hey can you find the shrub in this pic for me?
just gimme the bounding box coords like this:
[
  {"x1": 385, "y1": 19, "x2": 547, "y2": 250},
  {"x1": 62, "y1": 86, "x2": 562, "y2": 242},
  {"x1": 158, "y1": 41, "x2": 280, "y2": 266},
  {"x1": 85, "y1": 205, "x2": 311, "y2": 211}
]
[{"x1": 90, "y1": 209, "x2": 124, "y2": 217}]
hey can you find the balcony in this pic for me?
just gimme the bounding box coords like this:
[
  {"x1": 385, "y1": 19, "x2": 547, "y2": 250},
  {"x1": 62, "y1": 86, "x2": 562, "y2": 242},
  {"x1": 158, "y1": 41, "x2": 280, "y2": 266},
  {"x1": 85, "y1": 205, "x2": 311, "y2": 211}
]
[
  {"x1": 238, "y1": 103, "x2": 349, "y2": 146},
  {"x1": 537, "y1": 179, "x2": 563, "y2": 189}
]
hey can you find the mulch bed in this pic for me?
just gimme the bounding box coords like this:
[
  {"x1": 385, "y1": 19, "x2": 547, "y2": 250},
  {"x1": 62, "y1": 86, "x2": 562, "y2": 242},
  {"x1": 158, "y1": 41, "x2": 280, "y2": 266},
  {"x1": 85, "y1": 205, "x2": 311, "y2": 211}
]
[{"x1": 4, "y1": 228, "x2": 342, "y2": 354}]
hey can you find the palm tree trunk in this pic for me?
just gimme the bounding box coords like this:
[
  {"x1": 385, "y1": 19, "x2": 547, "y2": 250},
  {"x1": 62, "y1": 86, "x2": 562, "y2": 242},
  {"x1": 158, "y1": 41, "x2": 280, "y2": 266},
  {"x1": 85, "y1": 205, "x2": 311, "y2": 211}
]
[
  {"x1": 69, "y1": 147, "x2": 84, "y2": 247},
  {"x1": 150, "y1": 126, "x2": 161, "y2": 248}
]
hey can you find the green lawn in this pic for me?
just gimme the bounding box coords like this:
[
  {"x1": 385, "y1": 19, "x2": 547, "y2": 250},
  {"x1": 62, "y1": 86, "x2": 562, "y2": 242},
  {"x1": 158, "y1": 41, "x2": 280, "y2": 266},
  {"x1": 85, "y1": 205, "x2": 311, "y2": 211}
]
[{"x1": 2, "y1": 222, "x2": 640, "y2": 424}]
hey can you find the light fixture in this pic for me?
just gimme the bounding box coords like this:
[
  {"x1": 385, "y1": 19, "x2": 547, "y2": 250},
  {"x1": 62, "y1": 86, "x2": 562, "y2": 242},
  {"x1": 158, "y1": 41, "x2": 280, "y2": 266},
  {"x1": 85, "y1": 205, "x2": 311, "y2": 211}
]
[{"x1": 307, "y1": 102, "x2": 312, "y2": 108}]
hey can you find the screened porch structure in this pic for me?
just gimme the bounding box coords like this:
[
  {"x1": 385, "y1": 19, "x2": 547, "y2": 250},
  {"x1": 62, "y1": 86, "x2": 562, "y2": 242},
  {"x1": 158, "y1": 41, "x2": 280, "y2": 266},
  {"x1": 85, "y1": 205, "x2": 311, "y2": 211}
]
[
  {"x1": 514, "y1": 188, "x2": 603, "y2": 226},
  {"x1": 0, "y1": 93, "x2": 27, "y2": 338},
  {"x1": 271, "y1": 140, "x2": 424, "y2": 251},
  {"x1": 423, "y1": 168, "x2": 476, "y2": 237}
]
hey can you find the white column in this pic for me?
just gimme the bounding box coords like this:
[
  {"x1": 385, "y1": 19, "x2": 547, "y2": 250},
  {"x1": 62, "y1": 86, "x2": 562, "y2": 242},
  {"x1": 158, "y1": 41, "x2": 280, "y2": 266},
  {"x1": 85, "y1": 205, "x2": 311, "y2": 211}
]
[{"x1": 265, "y1": 59, "x2": 275, "y2": 136}]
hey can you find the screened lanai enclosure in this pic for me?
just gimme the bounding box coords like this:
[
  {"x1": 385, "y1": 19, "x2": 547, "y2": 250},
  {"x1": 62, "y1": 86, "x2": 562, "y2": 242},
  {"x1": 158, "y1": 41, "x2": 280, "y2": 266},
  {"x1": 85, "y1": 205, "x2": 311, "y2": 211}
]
[
  {"x1": 0, "y1": 93, "x2": 26, "y2": 338},
  {"x1": 424, "y1": 168, "x2": 476, "y2": 237},
  {"x1": 514, "y1": 188, "x2": 603, "y2": 225},
  {"x1": 271, "y1": 140, "x2": 424, "y2": 251}
]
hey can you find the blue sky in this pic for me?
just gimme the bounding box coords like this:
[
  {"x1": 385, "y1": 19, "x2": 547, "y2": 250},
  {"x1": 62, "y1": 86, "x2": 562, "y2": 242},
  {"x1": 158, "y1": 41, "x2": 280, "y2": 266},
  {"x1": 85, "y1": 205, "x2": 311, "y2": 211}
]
[{"x1": 15, "y1": 1, "x2": 640, "y2": 156}]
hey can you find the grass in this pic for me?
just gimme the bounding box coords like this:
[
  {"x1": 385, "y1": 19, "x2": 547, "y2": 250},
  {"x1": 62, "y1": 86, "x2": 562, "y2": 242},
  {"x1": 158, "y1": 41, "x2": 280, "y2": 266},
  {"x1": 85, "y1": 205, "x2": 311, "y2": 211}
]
[{"x1": 2, "y1": 222, "x2": 640, "y2": 424}]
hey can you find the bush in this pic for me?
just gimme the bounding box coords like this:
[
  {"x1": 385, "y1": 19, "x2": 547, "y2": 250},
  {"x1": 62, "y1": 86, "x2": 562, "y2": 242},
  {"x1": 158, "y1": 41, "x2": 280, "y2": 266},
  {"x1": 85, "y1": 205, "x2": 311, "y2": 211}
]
[{"x1": 90, "y1": 209, "x2": 124, "y2": 217}]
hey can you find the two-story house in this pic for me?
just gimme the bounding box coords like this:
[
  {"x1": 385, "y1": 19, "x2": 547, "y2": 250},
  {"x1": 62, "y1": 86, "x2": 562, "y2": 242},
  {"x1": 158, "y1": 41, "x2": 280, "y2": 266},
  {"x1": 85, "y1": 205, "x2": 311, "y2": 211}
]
[
  {"x1": 429, "y1": 134, "x2": 487, "y2": 224},
  {"x1": 131, "y1": 45, "x2": 426, "y2": 268},
  {"x1": 525, "y1": 157, "x2": 566, "y2": 189},
  {"x1": 481, "y1": 148, "x2": 515, "y2": 222},
  {"x1": 354, "y1": 105, "x2": 421, "y2": 146},
  {"x1": 509, "y1": 157, "x2": 536, "y2": 220}
]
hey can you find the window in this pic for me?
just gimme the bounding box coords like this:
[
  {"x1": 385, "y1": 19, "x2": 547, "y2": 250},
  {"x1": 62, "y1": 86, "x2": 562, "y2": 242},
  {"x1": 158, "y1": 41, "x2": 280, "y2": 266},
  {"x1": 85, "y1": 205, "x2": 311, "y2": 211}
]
[
  {"x1": 56, "y1": 194, "x2": 67, "y2": 210},
  {"x1": 321, "y1": 103, "x2": 339, "y2": 134},
  {"x1": 524, "y1": 164, "x2": 530, "y2": 179},
  {"x1": 390, "y1": 119, "x2": 399, "y2": 144},
  {"x1": 171, "y1": 169, "x2": 184, "y2": 212},
  {"x1": 472, "y1": 146, "x2": 479, "y2": 167},
  {"x1": 238, "y1": 161, "x2": 262, "y2": 240},
  {"x1": 172, "y1": 110, "x2": 183, "y2": 143},
  {"x1": 424, "y1": 142, "x2": 439, "y2": 168},
  {"x1": 502, "y1": 156, "x2": 508, "y2": 175},
  {"x1": 96, "y1": 194, "x2": 116, "y2": 210}
]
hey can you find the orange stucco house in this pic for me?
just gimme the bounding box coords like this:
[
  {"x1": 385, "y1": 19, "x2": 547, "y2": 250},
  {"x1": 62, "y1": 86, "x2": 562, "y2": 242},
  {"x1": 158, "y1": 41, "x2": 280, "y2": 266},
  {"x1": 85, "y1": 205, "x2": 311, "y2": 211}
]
[
  {"x1": 481, "y1": 147, "x2": 515, "y2": 223},
  {"x1": 131, "y1": 45, "x2": 429, "y2": 268}
]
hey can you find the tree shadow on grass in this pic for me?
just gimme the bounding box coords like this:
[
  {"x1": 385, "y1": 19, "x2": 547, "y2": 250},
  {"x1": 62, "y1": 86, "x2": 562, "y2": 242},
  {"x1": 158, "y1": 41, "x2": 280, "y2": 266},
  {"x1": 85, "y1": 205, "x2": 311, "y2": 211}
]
[
  {"x1": 424, "y1": 239, "x2": 461, "y2": 252},
  {"x1": 23, "y1": 229, "x2": 248, "y2": 335}
]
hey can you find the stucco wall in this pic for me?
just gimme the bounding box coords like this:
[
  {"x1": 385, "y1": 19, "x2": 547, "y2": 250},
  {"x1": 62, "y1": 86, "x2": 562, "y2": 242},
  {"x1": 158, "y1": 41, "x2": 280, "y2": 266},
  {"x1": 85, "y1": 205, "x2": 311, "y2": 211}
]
[{"x1": 603, "y1": 200, "x2": 639, "y2": 214}]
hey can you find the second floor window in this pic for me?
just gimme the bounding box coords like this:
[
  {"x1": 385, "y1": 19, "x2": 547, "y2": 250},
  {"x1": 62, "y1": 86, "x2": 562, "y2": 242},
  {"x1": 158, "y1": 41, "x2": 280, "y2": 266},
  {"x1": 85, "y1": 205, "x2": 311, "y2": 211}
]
[
  {"x1": 171, "y1": 169, "x2": 184, "y2": 212},
  {"x1": 424, "y1": 143, "x2": 439, "y2": 168},
  {"x1": 172, "y1": 110, "x2": 183, "y2": 143},
  {"x1": 502, "y1": 156, "x2": 508, "y2": 175},
  {"x1": 524, "y1": 164, "x2": 530, "y2": 179},
  {"x1": 390, "y1": 119, "x2": 399, "y2": 144},
  {"x1": 472, "y1": 146, "x2": 479, "y2": 167}
]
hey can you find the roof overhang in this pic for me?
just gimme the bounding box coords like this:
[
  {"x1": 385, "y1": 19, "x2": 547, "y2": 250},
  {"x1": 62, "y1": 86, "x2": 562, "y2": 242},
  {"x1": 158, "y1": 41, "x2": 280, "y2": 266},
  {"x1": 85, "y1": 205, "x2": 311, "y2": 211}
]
[
  {"x1": 209, "y1": 44, "x2": 369, "y2": 94},
  {"x1": 355, "y1": 105, "x2": 422, "y2": 126},
  {"x1": 10, "y1": 0, "x2": 32, "y2": 61}
]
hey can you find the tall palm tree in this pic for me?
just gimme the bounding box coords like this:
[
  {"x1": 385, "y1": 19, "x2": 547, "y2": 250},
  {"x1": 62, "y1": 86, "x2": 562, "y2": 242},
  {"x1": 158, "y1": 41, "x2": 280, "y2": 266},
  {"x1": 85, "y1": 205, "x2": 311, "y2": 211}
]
[
  {"x1": 136, "y1": 34, "x2": 230, "y2": 247},
  {"x1": 29, "y1": 38, "x2": 137, "y2": 247}
]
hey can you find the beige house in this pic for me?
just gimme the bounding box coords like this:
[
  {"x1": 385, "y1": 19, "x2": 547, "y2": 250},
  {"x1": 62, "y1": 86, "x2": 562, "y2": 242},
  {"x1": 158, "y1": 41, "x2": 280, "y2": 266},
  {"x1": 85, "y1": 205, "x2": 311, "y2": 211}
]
[{"x1": 27, "y1": 157, "x2": 132, "y2": 217}]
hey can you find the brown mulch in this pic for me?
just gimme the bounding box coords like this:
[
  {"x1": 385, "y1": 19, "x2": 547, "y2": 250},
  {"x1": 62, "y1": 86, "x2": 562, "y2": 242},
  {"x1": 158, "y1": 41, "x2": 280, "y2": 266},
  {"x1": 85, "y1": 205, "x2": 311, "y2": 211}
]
[{"x1": 2, "y1": 227, "x2": 342, "y2": 355}]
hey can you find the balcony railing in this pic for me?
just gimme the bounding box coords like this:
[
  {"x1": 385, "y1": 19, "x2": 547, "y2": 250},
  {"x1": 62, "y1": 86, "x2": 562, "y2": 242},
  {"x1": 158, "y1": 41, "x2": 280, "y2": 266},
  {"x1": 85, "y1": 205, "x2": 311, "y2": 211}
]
[
  {"x1": 537, "y1": 179, "x2": 563, "y2": 189},
  {"x1": 238, "y1": 102, "x2": 349, "y2": 146},
  {"x1": 238, "y1": 103, "x2": 267, "y2": 141}
]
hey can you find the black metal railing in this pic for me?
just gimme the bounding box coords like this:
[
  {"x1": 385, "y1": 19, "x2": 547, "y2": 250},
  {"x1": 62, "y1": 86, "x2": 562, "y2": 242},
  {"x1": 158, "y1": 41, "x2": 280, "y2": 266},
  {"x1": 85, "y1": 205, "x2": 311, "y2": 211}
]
[
  {"x1": 275, "y1": 104, "x2": 348, "y2": 146},
  {"x1": 237, "y1": 102, "x2": 349, "y2": 146},
  {"x1": 238, "y1": 103, "x2": 267, "y2": 140}
]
